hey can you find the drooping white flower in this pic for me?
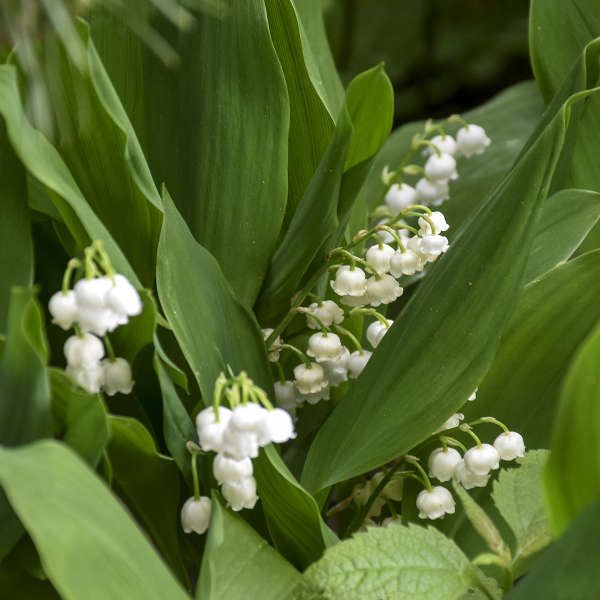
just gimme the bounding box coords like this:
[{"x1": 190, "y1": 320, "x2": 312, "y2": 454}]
[
  {"x1": 366, "y1": 320, "x2": 392, "y2": 349},
  {"x1": 196, "y1": 406, "x2": 233, "y2": 454},
  {"x1": 299, "y1": 386, "x2": 331, "y2": 405},
  {"x1": 105, "y1": 274, "x2": 142, "y2": 319},
  {"x1": 305, "y1": 300, "x2": 344, "y2": 330},
  {"x1": 415, "y1": 177, "x2": 449, "y2": 206},
  {"x1": 101, "y1": 357, "x2": 134, "y2": 396},
  {"x1": 419, "y1": 234, "x2": 449, "y2": 257},
  {"x1": 220, "y1": 427, "x2": 260, "y2": 461},
  {"x1": 493, "y1": 431, "x2": 525, "y2": 461},
  {"x1": 468, "y1": 388, "x2": 478, "y2": 402},
  {"x1": 221, "y1": 476, "x2": 258, "y2": 511},
  {"x1": 347, "y1": 350, "x2": 372, "y2": 379},
  {"x1": 213, "y1": 454, "x2": 253, "y2": 484},
  {"x1": 454, "y1": 459, "x2": 489, "y2": 489},
  {"x1": 293, "y1": 362, "x2": 328, "y2": 394},
  {"x1": 48, "y1": 290, "x2": 79, "y2": 330},
  {"x1": 389, "y1": 249, "x2": 422, "y2": 277},
  {"x1": 77, "y1": 305, "x2": 122, "y2": 337},
  {"x1": 428, "y1": 448, "x2": 462, "y2": 482},
  {"x1": 384, "y1": 183, "x2": 417, "y2": 216},
  {"x1": 435, "y1": 413, "x2": 464, "y2": 433},
  {"x1": 74, "y1": 276, "x2": 113, "y2": 309},
  {"x1": 229, "y1": 403, "x2": 269, "y2": 433},
  {"x1": 416, "y1": 486, "x2": 455, "y2": 520},
  {"x1": 418, "y1": 211, "x2": 449, "y2": 236},
  {"x1": 196, "y1": 406, "x2": 232, "y2": 432},
  {"x1": 262, "y1": 328, "x2": 282, "y2": 362},
  {"x1": 464, "y1": 444, "x2": 500, "y2": 475},
  {"x1": 66, "y1": 363, "x2": 104, "y2": 394},
  {"x1": 406, "y1": 236, "x2": 430, "y2": 266},
  {"x1": 274, "y1": 381, "x2": 300, "y2": 416},
  {"x1": 424, "y1": 134, "x2": 457, "y2": 157},
  {"x1": 260, "y1": 408, "x2": 297, "y2": 444},
  {"x1": 366, "y1": 275, "x2": 403, "y2": 307},
  {"x1": 181, "y1": 496, "x2": 212, "y2": 534},
  {"x1": 366, "y1": 244, "x2": 395, "y2": 275},
  {"x1": 456, "y1": 124, "x2": 491, "y2": 157},
  {"x1": 307, "y1": 332, "x2": 345, "y2": 363},
  {"x1": 322, "y1": 347, "x2": 350, "y2": 386},
  {"x1": 64, "y1": 334, "x2": 105, "y2": 368},
  {"x1": 375, "y1": 219, "x2": 396, "y2": 244},
  {"x1": 340, "y1": 293, "x2": 371, "y2": 308},
  {"x1": 424, "y1": 153, "x2": 458, "y2": 184},
  {"x1": 330, "y1": 266, "x2": 367, "y2": 297}
]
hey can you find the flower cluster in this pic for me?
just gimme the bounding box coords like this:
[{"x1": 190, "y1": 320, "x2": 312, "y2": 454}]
[
  {"x1": 195, "y1": 372, "x2": 296, "y2": 512},
  {"x1": 48, "y1": 243, "x2": 140, "y2": 395}
]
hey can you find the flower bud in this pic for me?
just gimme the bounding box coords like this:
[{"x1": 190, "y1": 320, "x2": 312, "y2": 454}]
[
  {"x1": 416, "y1": 486, "x2": 455, "y2": 520},
  {"x1": 493, "y1": 431, "x2": 525, "y2": 461},
  {"x1": 428, "y1": 447, "x2": 462, "y2": 482},
  {"x1": 385, "y1": 183, "x2": 417, "y2": 216},
  {"x1": 424, "y1": 134, "x2": 457, "y2": 157},
  {"x1": 464, "y1": 443, "x2": 500, "y2": 475},
  {"x1": 305, "y1": 300, "x2": 344, "y2": 330},
  {"x1": 221, "y1": 476, "x2": 258, "y2": 511},
  {"x1": 262, "y1": 328, "x2": 282, "y2": 362},
  {"x1": 181, "y1": 496, "x2": 212, "y2": 534},
  {"x1": 456, "y1": 124, "x2": 490, "y2": 157},
  {"x1": 424, "y1": 153, "x2": 458, "y2": 184},
  {"x1": 307, "y1": 332, "x2": 345, "y2": 363},
  {"x1": 365, "y1": 275, "x2": 403, "y2": 307},
  {"x1": 213, "y1": 454, "x2": 253, "y2": 484},
  {"x1": 435, "y1": 413, "x2": 464, "y2": 433},
  {"x1": 330, "y1": 266, "x2": 367, "y2": 297},
  {"x1": 49, "y1": 290, "x2": 78, "y2": 330},
  {"x1": 347, "y1": 350, "x2": 372, "y2": 379},
  {"x1": 366, "y1": 320, "x2": 392, "y2": 349},
  {"x1": 101, "y1": 357, "x2": 134, "y2": 396}
]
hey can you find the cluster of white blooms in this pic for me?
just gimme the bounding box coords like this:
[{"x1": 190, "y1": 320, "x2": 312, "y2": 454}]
[
  {"x1": 48, "y1": 244, "x2": 140, "y2": 395},
  {"x1": 195, "y1": 372, "x2": 296, "y2": 512}
]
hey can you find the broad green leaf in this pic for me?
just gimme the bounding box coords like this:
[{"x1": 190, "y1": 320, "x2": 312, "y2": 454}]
[
  {"x1": 301, "y1": 71, "x2": 595, "y2": 493},
  {"x1": 544, "y1": 321, "x2": 600, "y2": 537},
  {"x1": 196, "y1": 492, "x2": 301, "y2": 600},
  {"x1": 463, "y1": 251, "x2": 600, "y2": 449},
  {"x1": 256, "y1": 106, "x2": 353, "y2": 325},
  {"x1": 50, "y1": 368, "x2": 108, "y2": 468},
  {"x1": 0, "y1": 441, "x2": 190, "y2": 600},
  {"x1": 264, "y1": 0, "x2": 335, "y2": 219},
  {"x1": 154, "y1": 353, "x2": 196, "y2": 482},
  {"x1": 506, "y1": 495, "x2": 600, "y2": 600},
  {"x1": 107, "y1": 416, "x2": 187, "y2": 586},
  {"x1": 293, "y1": 524, "x2": 487, "y2": 600},
  {"x1": 0, "y1": 128, "x2": 33, "y2": 333},
  {"x1": 492, "y1": 451, "x2": 551, "y2": 565},
  {"x1": 525, "y1": 189, "x2": 600, "y2": 281},
  {"x1": 42, "y1": 22, "x2": 163, "y2": 286},
  {"x1": 0, "y1": 65, "x2": 139, "y2": 286},
  {"x1": 344, "y1": 63, "x2": 394, "y2": 170}
]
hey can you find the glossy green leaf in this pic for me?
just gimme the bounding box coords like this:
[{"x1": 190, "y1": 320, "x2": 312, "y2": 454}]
[
  {"x1": 0, "y1": 440, "x2": 190, "y2": 600},
  {"x1": 49, "y1": 368, "x2": 108, "y2": 468},
  {"x1": 293, "y1": 524, "x2": 489, "y2": 600},
  {"x1": 506, "y1": 495, "x2": 600, "y2": 600},
  {"x1": 43, "y1": 22, "x2": 162, "y2": 286},
  {"x1": 196, "y1": 492, "x2": 300, "y2": 600},
  {"x1": 0, "y1": 129, "x2": 33, "y2": 333},
  {"x1": 525, "y1": 189, "x2": 600, "y2": 281},
  {"x1": 463, "y1": 251, "x2": 600, "y2": 449},
  {"x1": 0, "y1": 65, "x2": 139, "y2": 286},
  {"x1": 343, "y1": 63, "x2": 394, "y2": 170},
  {"x1": 544, "y1": 321, "x2": 600, "y2": 537},
  {"x1": 264, "y1": 0, "x2": 335, "y2": 219},
  {"x1": 301, "y1": 63, "x2": 598, "y2": 493},
  {"x1": 107, "y1": 416, "x2": 187, "y2": 585}
]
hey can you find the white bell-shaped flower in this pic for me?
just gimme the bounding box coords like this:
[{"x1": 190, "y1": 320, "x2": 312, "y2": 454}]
[
  {"x1": 420, "y1": 234, "x2": 449, "y2": 257},
  {"x1": 366, "y1": 244, "x2": 395, "y2": 275},
  {"x1": 456, "y1": 124, "x2": 490, "y2": 157},
  {"x1": 229, "y1": 403, "x2": 269, "y2": 433},
  {"x1": 220, "y1": 426, "x2": 260, "y2": 460},
  {"x1": 105, "y1": 274, "x2": 142, "y2": 319},
  {"x1": 464, "y1": 443, "x2": 500, "y2": 475},
  {"x1": 435, "y1": 413, "x2": 464, "y2": 433},
  {"x1": 425, "y1": 134, "x2": 457, "y2": 156},
  {"x1": 262, "y1": 328, "x2": 282, "y2": 362},
  {"x1": 347, "y1": 350, "x2": 372, "y2": 379},
  {"x1": 196, "y1": 407, "x2": 232, "y2": 454},
  {"x1": 454, "y1": 459, "x2": 489, "y2": 489},
  {"x1": 101, "y1": 357, "x2": 134, "y2": 396},
  {"x1": 64, "y1": 333, "x2": 105, "y2": 368},
  {"x1": 424, "y1": 153, "x2": 458, "y2": 184},
  {"x1": 305, "y1": 300, "x2": 344, "y2": 330},
  {"x1": 181, "y1": 496, "x2": 212, "y2": 534},
  {"x1": 415, "y1": 178, "x2": 449, "y2": 206},
  {"x1": 293, "y1": 363, "x2": 328, "y2": 394},
  {"x1": 330, "y1": 265, "x2": 367, "y2": 297},
  {"x1": 322, "y1": 347, "x2": 350, "y2": 386},
  {"x1": 366, "y1": 275, "x2": 403, "y2": 307},
  {"x1": 74, "y1": 276, "x2": 112, "y2": 309},
  {"x1": 274, "y1": 381, "x2": 300, "y2": 416},
  {"x1": 299, "y1": 386, "x2": 331, "y2": 405},
  {"x1": 493, "y1": 431, "x2": 525, "y2": 461},
  {"x1": 406, "y1": 236, "x2": 431, "y2": 266},
  {"x1": 77, "y1": 305, "x2": 123, "y2": 337},
  {"x1": 49, "y1": 290, "x2": 78, "y2": 330},
  {"x1": 428, "y1": 448, "x2": 462, "y2": 482},
  {"x1": 213, "y1": 454, "x2": 253, "y2": 484},
  {"x1": 340, "y1": 293, "x2": 371, "y2": 308},
  {"x1": 221, "y1": 476, "x2": 258, "y2": 511},
  {"x1": 384, "y1": 183, "x2": 417, "y2": 216},
  {"x1": 307, "y1": 332, "x2": 345, "y2": 362},
  {"x1": 196, "y1": 406, "x2": 232, "y2": 433},
  {"x1": 416, "y1": 486, "x2": 455, "y2": 520},
  {"x1": 260, "y1": 408, "x2": 297, "y2": 444},
  {"x1": 418, "y1": 211, "x2": 449, "y2": 236},
  {"x1": 66, "y1": 363, "x2": 104, "y2": 394},
  {"x1": 366, "y1": 320, "x2": 392, "y2": 349},
  {"x1": 389, "y1": 249, "x2": 422, "y2": 277},
  {"x1": 375, "y1": 220, "x2": 396, "y2": 244}
]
